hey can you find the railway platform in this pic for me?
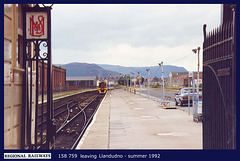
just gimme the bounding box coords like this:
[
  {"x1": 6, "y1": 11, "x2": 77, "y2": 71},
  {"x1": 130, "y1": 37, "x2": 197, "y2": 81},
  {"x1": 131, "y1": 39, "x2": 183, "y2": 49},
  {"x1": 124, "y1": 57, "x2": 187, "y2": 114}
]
[{"x1": 76, "y1": 89, "x2": 202, "y2": 149}]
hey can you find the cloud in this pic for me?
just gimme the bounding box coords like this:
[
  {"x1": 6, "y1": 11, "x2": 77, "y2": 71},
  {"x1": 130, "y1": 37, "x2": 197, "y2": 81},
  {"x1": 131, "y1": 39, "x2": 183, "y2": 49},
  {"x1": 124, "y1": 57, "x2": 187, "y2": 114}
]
[
  {"x1": 52, "y1": 4, "x2": 221, "y2": 71},
  {"x1": 53, "y1": 43, "x2": 202, "y2": 71}
]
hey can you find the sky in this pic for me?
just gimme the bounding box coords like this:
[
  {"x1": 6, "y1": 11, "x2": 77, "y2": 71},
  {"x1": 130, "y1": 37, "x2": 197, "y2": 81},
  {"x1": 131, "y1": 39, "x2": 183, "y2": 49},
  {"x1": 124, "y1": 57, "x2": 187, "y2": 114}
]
[{"x1": 51, "y1": 4, "x2": 221, "y2": 71}]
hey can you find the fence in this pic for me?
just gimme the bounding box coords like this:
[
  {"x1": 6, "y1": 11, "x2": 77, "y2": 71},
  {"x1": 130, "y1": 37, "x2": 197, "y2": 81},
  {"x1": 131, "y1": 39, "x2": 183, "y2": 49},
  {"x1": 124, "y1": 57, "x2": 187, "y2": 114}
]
[{"x1": 202, "y1": 11, "x2": 236, "y2": 149}]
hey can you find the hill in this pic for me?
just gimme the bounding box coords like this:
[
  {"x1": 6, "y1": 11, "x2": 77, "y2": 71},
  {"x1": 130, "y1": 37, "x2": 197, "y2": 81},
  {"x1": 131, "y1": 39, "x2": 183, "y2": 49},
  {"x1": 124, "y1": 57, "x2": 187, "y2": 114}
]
[
  {"x1": 54, "y1": 62, "x2": 187, "y2": 78},
  {"x1": 55, "y1": 62, "x2": 119, "y2": 78},
  {"x1": 98, "y1": 64, "x2": 187, "y2": 78}
]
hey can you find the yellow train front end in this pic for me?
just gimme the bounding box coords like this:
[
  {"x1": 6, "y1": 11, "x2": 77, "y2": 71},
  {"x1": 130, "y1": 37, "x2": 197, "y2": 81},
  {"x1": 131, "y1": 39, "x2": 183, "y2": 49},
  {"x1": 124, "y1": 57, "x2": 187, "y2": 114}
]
[{"x1": 98, "y1": 81, "x2": 107, "y2": 94}]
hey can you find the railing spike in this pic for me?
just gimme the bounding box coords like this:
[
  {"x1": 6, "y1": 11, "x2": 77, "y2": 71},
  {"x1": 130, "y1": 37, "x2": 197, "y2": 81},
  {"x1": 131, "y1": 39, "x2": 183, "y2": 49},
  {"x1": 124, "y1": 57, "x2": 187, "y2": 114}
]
[{"x1": 203, "y1": 24, "x2": 207, "y2": 41}]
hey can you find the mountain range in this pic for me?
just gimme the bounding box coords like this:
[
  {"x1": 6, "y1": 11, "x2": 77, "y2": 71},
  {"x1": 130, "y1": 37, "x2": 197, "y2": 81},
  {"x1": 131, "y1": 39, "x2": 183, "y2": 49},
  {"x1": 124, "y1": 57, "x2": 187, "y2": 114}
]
[{"x1": 54, "y1": 62, "x2": 187, "y2": 78}]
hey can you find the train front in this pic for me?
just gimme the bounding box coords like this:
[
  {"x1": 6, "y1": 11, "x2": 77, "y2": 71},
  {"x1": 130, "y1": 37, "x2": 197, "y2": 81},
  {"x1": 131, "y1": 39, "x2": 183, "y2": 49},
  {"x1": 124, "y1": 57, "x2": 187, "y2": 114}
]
[{"x1": 98, "y1": 81, "x2": 107, "y2": 94}]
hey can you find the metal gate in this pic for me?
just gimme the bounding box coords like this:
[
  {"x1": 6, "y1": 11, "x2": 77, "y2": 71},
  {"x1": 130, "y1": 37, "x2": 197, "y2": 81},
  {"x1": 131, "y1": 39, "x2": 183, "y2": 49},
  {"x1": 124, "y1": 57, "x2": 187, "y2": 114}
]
[
  {"x1": 21, "y1": 5, "x2": 55, "y2": 149},
  {"x1": 202, "y1": 8, "x2": 236, "y2": 149}
]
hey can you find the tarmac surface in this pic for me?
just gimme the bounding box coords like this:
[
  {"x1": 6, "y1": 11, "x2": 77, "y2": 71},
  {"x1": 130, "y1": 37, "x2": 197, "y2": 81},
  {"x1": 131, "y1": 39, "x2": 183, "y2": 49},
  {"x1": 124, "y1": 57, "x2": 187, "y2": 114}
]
[
  {"x1": 139, "y1": 88, "x2": 195, "y2": 114},
  {"x1": 76, "y1": 89, "x2": 202, "y2": 149}
]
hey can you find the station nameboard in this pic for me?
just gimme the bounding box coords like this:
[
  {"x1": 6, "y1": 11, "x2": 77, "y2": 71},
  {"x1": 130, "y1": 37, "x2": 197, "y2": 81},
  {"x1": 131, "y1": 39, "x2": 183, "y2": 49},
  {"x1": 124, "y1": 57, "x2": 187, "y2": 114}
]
[{"x1": 26, "y1": 12, "x2": 48, "y2": 39}]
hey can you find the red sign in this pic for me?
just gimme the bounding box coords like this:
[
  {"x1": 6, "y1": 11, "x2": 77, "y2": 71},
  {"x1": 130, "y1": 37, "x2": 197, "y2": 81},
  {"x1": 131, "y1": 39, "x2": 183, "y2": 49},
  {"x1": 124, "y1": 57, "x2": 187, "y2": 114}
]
[
  {"x1": 26, "y1": 12, "x2": 48, "y2": 39},
  {"x1": 30, "y1": 15, "x2": 45, "y2": 37}
]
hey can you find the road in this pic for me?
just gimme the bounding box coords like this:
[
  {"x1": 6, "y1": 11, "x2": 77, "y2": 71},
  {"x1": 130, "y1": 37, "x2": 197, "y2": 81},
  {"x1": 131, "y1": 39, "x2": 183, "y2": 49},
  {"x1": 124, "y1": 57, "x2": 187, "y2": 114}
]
[
  {"x1": 138, "y1": 88, "x2": 176, "y2": 102},
  {"x1": 135, "y1": 88, "x2": 194, "y2": 114}
]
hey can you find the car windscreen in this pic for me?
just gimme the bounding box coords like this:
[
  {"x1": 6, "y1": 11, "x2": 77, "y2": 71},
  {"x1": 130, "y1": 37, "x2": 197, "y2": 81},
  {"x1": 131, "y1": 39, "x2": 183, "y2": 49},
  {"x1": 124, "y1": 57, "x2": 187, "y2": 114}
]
[{"x1": 182, "y1": 89, "x2": 197, "y2": 94}]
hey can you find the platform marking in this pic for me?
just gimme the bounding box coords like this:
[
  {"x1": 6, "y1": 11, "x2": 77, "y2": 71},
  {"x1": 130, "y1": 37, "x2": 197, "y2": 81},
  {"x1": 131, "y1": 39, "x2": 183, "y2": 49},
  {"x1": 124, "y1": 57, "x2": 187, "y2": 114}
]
[
  {"x1": 157, "y1": 133, "x2": 173, "y2": 136},
  {"x1": 141, "y1": 116, "x2": 151, "y2": 118},
  {"x1": 133, "y1": 108, "x2": 142, "y2": 110},
  {"x1": 157, "y1": 132, "x2": 191, "y2": 136}
]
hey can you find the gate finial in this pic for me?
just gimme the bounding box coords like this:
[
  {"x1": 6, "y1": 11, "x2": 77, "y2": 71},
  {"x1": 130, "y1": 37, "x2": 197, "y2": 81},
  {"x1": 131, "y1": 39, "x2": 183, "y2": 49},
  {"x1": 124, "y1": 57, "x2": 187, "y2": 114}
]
[{"x1": 203, "y1": 24, "x2": 207, "y2": 40}]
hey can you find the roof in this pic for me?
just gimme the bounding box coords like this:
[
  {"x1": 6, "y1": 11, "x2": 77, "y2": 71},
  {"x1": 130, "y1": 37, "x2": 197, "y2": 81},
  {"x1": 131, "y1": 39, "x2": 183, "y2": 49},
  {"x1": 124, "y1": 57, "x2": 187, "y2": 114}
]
[{"x1": 66, "y1": 76, "x2": 97, "y2": 81}]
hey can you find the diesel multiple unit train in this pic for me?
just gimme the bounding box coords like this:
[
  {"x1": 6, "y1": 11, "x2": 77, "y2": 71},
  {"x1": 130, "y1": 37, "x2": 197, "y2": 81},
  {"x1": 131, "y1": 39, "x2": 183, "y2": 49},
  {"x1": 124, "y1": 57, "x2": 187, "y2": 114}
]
[{"x1": 98, "y1": 81, "x2": 108, "y2": 94}]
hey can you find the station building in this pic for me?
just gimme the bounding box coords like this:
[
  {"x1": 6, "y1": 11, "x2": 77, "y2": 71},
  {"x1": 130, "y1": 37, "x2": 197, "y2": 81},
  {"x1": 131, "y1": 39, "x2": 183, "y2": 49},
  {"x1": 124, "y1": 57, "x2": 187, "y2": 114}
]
[
  {"x1": 66, "y1": 76, "x2": 97, "y2": 90},
  {"x1": 168, "y1": 72, "x2": 203, "y2": 87},
  {"x1": 4, "y1": 4, "x2": 28, "y2": 149}
]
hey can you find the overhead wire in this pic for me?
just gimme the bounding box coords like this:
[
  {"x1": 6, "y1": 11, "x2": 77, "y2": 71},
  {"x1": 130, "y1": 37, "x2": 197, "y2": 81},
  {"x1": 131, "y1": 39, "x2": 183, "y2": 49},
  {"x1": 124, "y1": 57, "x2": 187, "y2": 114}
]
[
  {"x1": 165, "y1": 53, "x2": 193, "y2": 64},
  {"x1": 141, "y1": 67, "x2": 160, "y2": 78},
  {"x1": 148, "y1": 53, "x2": 194, "y2": 78},
  {"x1": 130, "y1": 53, "x2": 194, "y2": 78},
  {"x1": 153, "y1": 67, "x2": 160, "y2": 77}
]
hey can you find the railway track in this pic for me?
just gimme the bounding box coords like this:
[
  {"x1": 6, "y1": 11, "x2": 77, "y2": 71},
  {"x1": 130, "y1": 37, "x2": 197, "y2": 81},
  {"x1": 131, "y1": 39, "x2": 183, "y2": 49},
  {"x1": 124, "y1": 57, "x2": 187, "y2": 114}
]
[
  {"x1": 55, "y1": 94, "x2": 105, "y2": 149},
  {"x1": 35, "y1": 90, "x2": 105, "y2": 149}
]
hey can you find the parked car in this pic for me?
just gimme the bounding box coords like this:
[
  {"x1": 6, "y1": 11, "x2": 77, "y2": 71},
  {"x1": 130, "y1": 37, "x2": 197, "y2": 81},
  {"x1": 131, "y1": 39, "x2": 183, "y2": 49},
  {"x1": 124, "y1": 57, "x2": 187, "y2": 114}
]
[{"x1": 175, "y1": 88, "x2": 202, "y2": 106}]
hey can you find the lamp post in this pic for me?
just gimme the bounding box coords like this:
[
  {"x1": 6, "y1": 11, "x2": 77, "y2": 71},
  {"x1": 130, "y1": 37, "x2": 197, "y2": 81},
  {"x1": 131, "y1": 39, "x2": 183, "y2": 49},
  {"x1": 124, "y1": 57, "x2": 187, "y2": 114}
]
[
  {"x1": 138, "y1": 72, "x2": 141, "y2": 97},
  {"x1": 192, "y1": 47, "x2": 200, "y2": 118},
  {"x1": 158, "y1": 62, "x2": 165, "y2": 101},
  {"x1": 131, "y1": 72, "x2": 135, "y2": 94},
  {"x1": 146, "y1": 68, "x2": 150, "y2": 99},
  {"x1": 130, "y1": 74, "x2": 132, "y2": 92},
  {"x1": 127, "y1": 74, "x2": 130, "y2": 91},
  {"x1": 123, "y1": 74, "x2": 125, "y2": 87}
]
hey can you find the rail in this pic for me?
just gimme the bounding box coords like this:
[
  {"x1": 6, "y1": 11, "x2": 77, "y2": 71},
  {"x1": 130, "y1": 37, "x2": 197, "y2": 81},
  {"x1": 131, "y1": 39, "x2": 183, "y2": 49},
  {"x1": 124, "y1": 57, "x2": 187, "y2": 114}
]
[{"x1": 54, "y1": 93, "x2": 106, "y2": 149}]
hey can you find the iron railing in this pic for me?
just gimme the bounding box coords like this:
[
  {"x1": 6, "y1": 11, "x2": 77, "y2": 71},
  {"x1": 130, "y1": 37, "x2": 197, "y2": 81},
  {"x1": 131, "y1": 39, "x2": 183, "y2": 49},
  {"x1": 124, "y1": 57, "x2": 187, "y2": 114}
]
[{"x1": 202, "y1": 8, "x2": 236, "y2": 149}]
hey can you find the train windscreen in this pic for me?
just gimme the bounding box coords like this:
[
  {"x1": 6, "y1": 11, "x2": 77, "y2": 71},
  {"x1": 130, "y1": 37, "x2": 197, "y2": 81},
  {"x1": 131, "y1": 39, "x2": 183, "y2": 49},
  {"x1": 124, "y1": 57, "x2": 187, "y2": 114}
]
[{"x1": 99, "y1": 82, "x2": 106, "y2": 88}]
